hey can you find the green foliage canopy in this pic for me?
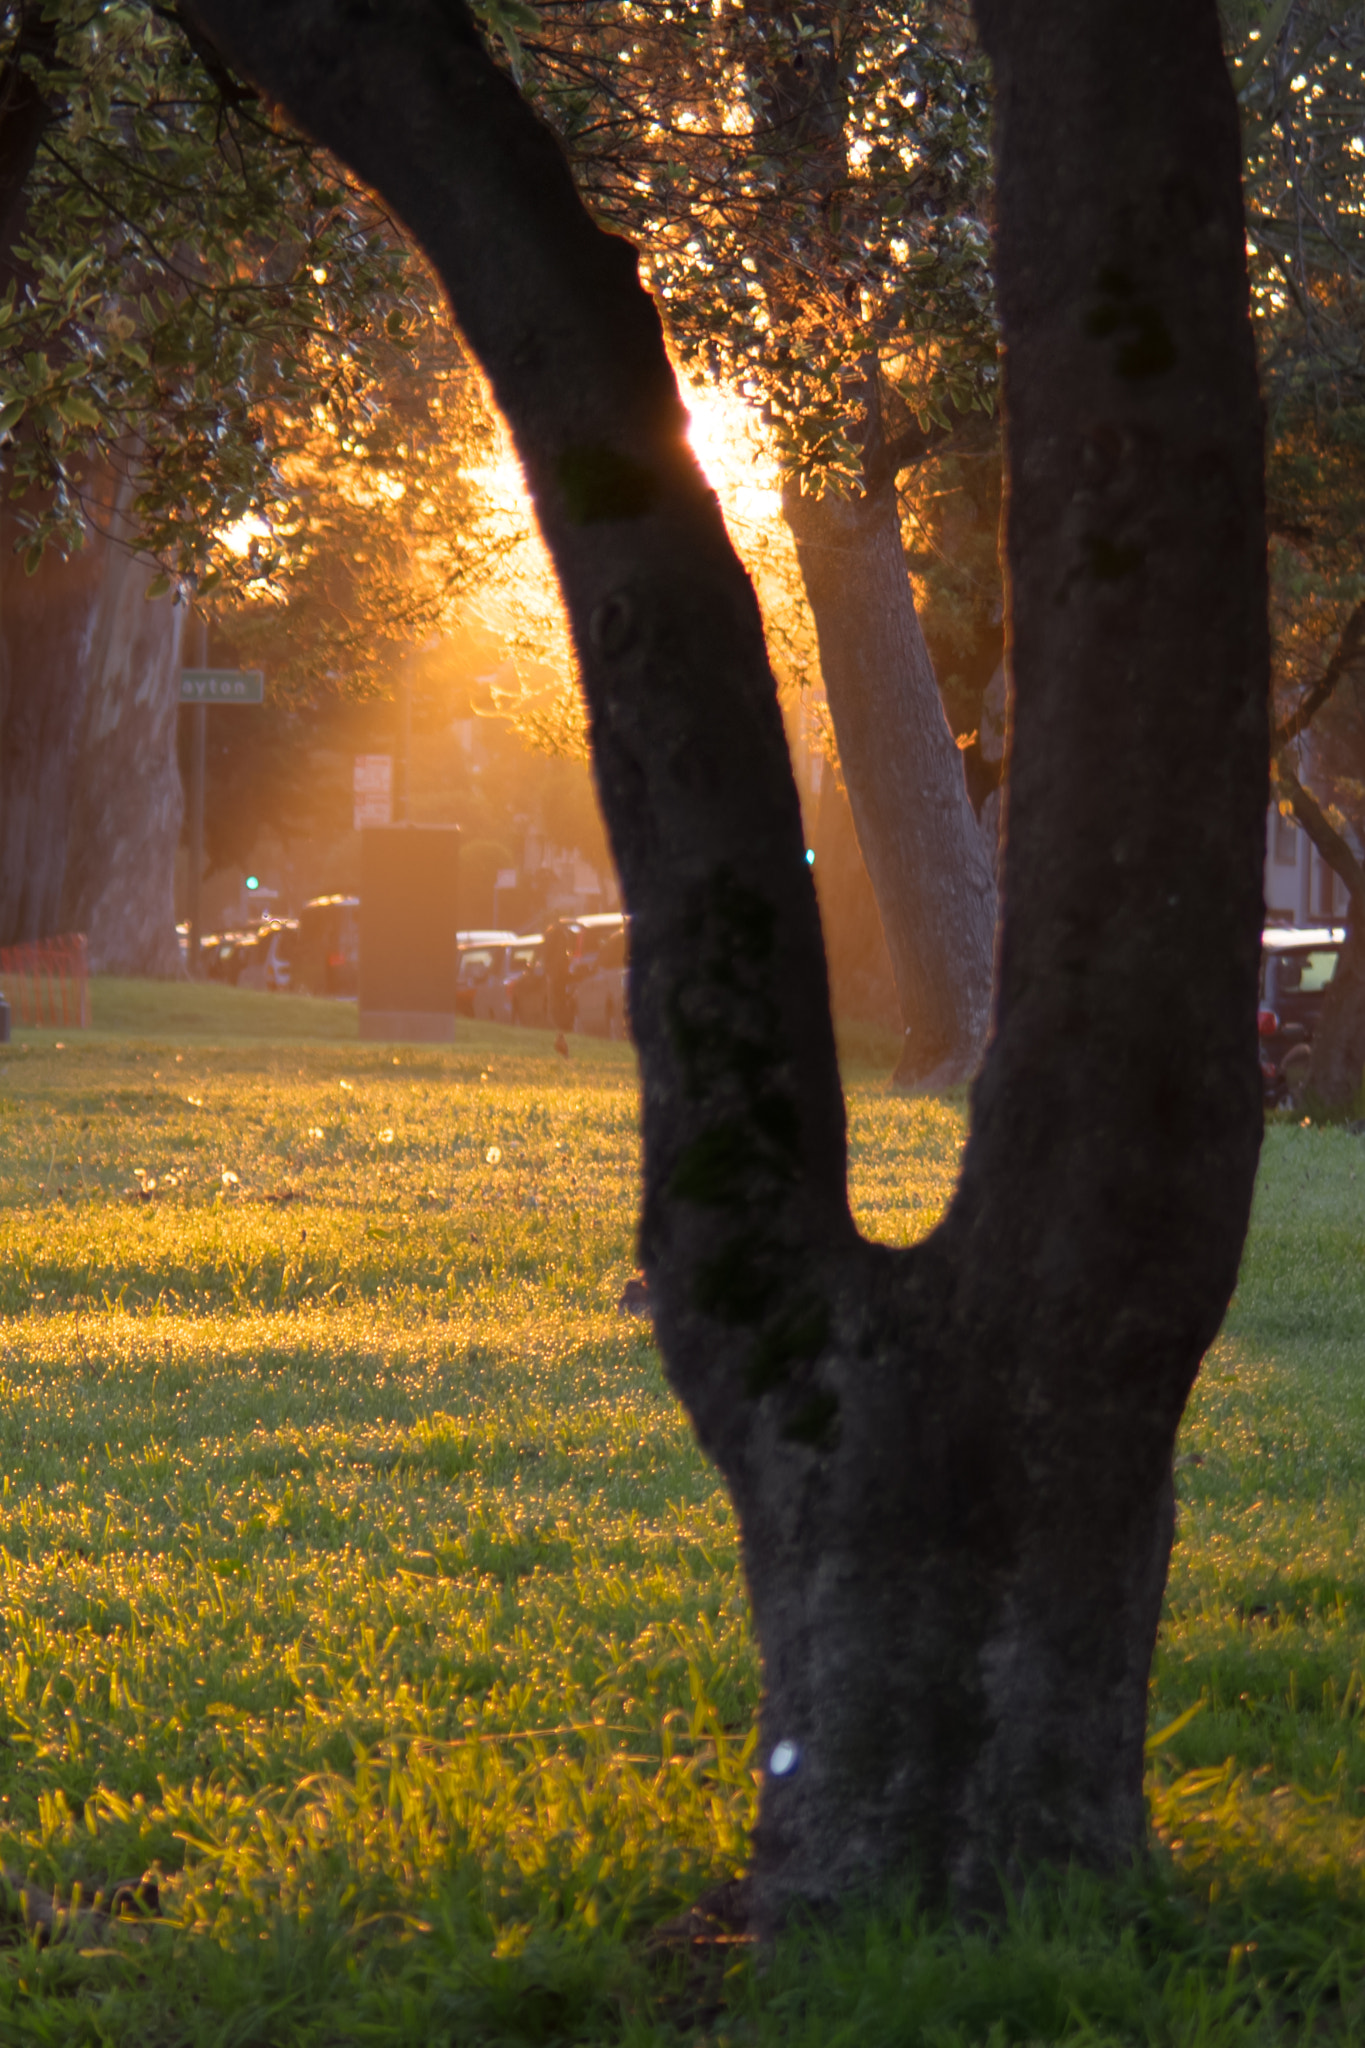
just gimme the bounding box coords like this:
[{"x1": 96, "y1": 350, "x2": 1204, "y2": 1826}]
[
  {"x1": 0, "y1": 0, "x2": 469, "y2": 608},
  {"x1": 518, "y1": 0, "x2": 997, "y2": 488}
]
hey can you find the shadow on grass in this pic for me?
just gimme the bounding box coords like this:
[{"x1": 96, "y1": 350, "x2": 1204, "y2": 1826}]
[{"x1": 9, "y1": 1846, "x2": 1365, "y2": 2046}]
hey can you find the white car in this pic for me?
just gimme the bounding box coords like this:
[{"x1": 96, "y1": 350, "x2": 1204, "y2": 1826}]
[{"x1": 572, "y1": 922, "x2": 629, "y2": 1039}]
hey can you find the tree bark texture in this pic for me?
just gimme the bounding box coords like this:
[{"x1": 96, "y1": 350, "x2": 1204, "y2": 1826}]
[
  {"x1": 60, "y1": 533, "x2": 186, "y2": 977},
  {"x1": 0, "y1": 504, "x2": 105, "y2": 945},
  {"x1": 189, "y1": 0, "x2": 1268, "y2": 1921},
  {"x1": 0, "y1": 477, "x2": 187, "y2": 972},
  {"x1": 785, "y1": 477, "x2": 997, "y2": 1084}
]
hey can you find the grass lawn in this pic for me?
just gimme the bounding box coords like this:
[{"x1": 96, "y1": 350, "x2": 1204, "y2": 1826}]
[{"x1": 0, "y1": 982, "x2": 1362, "y2": 2041}]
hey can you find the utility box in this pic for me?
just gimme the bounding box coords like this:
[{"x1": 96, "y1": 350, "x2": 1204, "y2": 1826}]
[{"x1": 359, "y1": 825, "x2": 461, "y2": 1041}]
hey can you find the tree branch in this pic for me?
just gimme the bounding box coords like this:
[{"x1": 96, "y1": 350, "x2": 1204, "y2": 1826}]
[
  {"x1": 880, "y1": 415, "x2": 955, "y2": 479},
  {"x1": 1272, "y1": 597, "x2": 1365, "y2": 752},
  {"x1": 1272, "y1": 756, "x2": 1365, "y2": 918},
  {"x1": 156, "y1": 5, "x2": 260, "y2": 105}
]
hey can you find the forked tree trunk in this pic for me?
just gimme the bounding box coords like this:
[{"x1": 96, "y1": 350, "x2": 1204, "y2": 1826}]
[
  {"x1": 192, "y1": 0, "x2": 1268, "y2": 1922},
  {"x1": 785, "y1": 477, "x2": 996, "y2": 1085}
]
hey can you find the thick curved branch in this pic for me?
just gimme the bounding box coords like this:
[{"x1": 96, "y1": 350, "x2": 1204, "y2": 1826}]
[
  {"x1": 880, "y1": 414, "x2": 955, "y2": 481},
  {"x1": 156, "y1": 5, "x2": 260, "y2": 105},
  {"x1": 1272, "y1": 756, "x2": 1365, "y2": 918},
  {"x1": 1272, "y1": 598, "x2": 1365, "y2": 753}
]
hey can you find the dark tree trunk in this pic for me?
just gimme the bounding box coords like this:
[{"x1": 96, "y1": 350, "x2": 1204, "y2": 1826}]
[
  {"x1": 190, "y1": 0, "x2": 1267, "y2": 1923},
  {"x1": 786, "y1": 475, "x2": 997, "y2": 1084},
  {"x1": 60, "y1": 531, "x2": 186, "y2": 976}
]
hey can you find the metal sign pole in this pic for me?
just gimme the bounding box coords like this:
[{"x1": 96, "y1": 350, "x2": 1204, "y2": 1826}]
[
  {"x1": 188, "y1": 616, "x2": 208, "y2": 979},
  {"x1": 178, "y1": 655, "x2": 266, "y2": 977}
]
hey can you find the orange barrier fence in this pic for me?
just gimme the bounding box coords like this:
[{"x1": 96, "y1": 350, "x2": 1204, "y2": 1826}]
[{"x1": 0, "y1": 933, "x2": 90, "y2": 1027}]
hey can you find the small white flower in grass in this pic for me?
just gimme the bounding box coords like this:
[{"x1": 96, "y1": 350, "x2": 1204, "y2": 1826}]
[
  {"x1": 186, "y1": 1096, "x2": 204, "y2": 1108},
  {"x1": 339, "y1": 1080, "x2": 353, "y2": 1092},
  {"x1": 308, "y1": 1127, "x2": 324, "y2": 1140},
  {"x1": 379, "y1": 1129, "x2": 395, "y2": 1144},
  {"x1": 485, "y1": 1145, "x2": 502, "y2": 1165},
  {"x1": 221, "y1": 1169, "x2": 239, "y2": 1187}
]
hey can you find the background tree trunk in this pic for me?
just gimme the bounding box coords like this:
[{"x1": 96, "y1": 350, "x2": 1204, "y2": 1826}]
[
  {"x1": 1310, "y1": 923, "x2": 1365, "y2": 1109},
  {"x1": 1273, "y1": 763, "x2": 1365, "y2": 1110},
  {"x1": 744, "y1": 5, "x2": 996, "y2": 1090},
  {"x1": 191, "y1": 0, "x2": 1267, "y2": 1927},
  {"x1": 60, "y1": 534, "x2": 186, "y2": 976},
  {"x1": 787, "y1": 476, "x2": 997, "y2": 1084},
  {"x1": 0, "y1": 507, "x2": 105, "y2": 945},
  {"x1": 0, "y1": 475, "x2": 187, "y2": 972},
  {"x1": 809, "y1": 767, "x2": 901, "y2": 1032}
]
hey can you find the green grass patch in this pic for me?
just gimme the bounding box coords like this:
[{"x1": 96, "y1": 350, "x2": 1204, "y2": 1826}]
[
  {"x1": 88, "y1": 974, "x2": 364, "y2": 1041},
  {"x1": 0, "y1": 989, "x2": 1362, "y2": 2039}
]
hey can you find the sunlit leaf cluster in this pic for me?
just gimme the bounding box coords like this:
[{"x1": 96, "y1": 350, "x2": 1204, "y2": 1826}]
[
  {"x1": 516, "y1": 0, "x2": 997, "y2": 490},
  {"x1": 0, "y1": 0, "x2": 485, "y2": 617}
]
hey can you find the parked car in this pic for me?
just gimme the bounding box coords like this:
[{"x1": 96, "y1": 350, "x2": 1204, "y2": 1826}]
[
  {"x1": 501, "y1": 937, "x2": 550, "y2": 1026},
  {"x1": 234, "y1": 919, "x2": 298, "y2": 992},
  {"x1": 572, "y1": 919, "x2": 629, "y2": 1039},
  {"x1": 456, "y1": 937, "x2": 512, "y2": 1018},
  {"x1": 281, "y1": 895, "x2": 361, "y2": 997},
  {"x1": 1259, "y1": 925, "x2": 1343, "y2": 1103},
  {"x1": 461, "y1": 936, "x2": 549, "y2": 1025},
  {"x1": 205, "y1": 927, "x2": 265, "y2": 985}
]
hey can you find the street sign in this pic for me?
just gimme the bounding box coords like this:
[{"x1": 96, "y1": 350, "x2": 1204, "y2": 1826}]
[{"x1": 180, "y1": 668, "x2": 265, "y2": 704}]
